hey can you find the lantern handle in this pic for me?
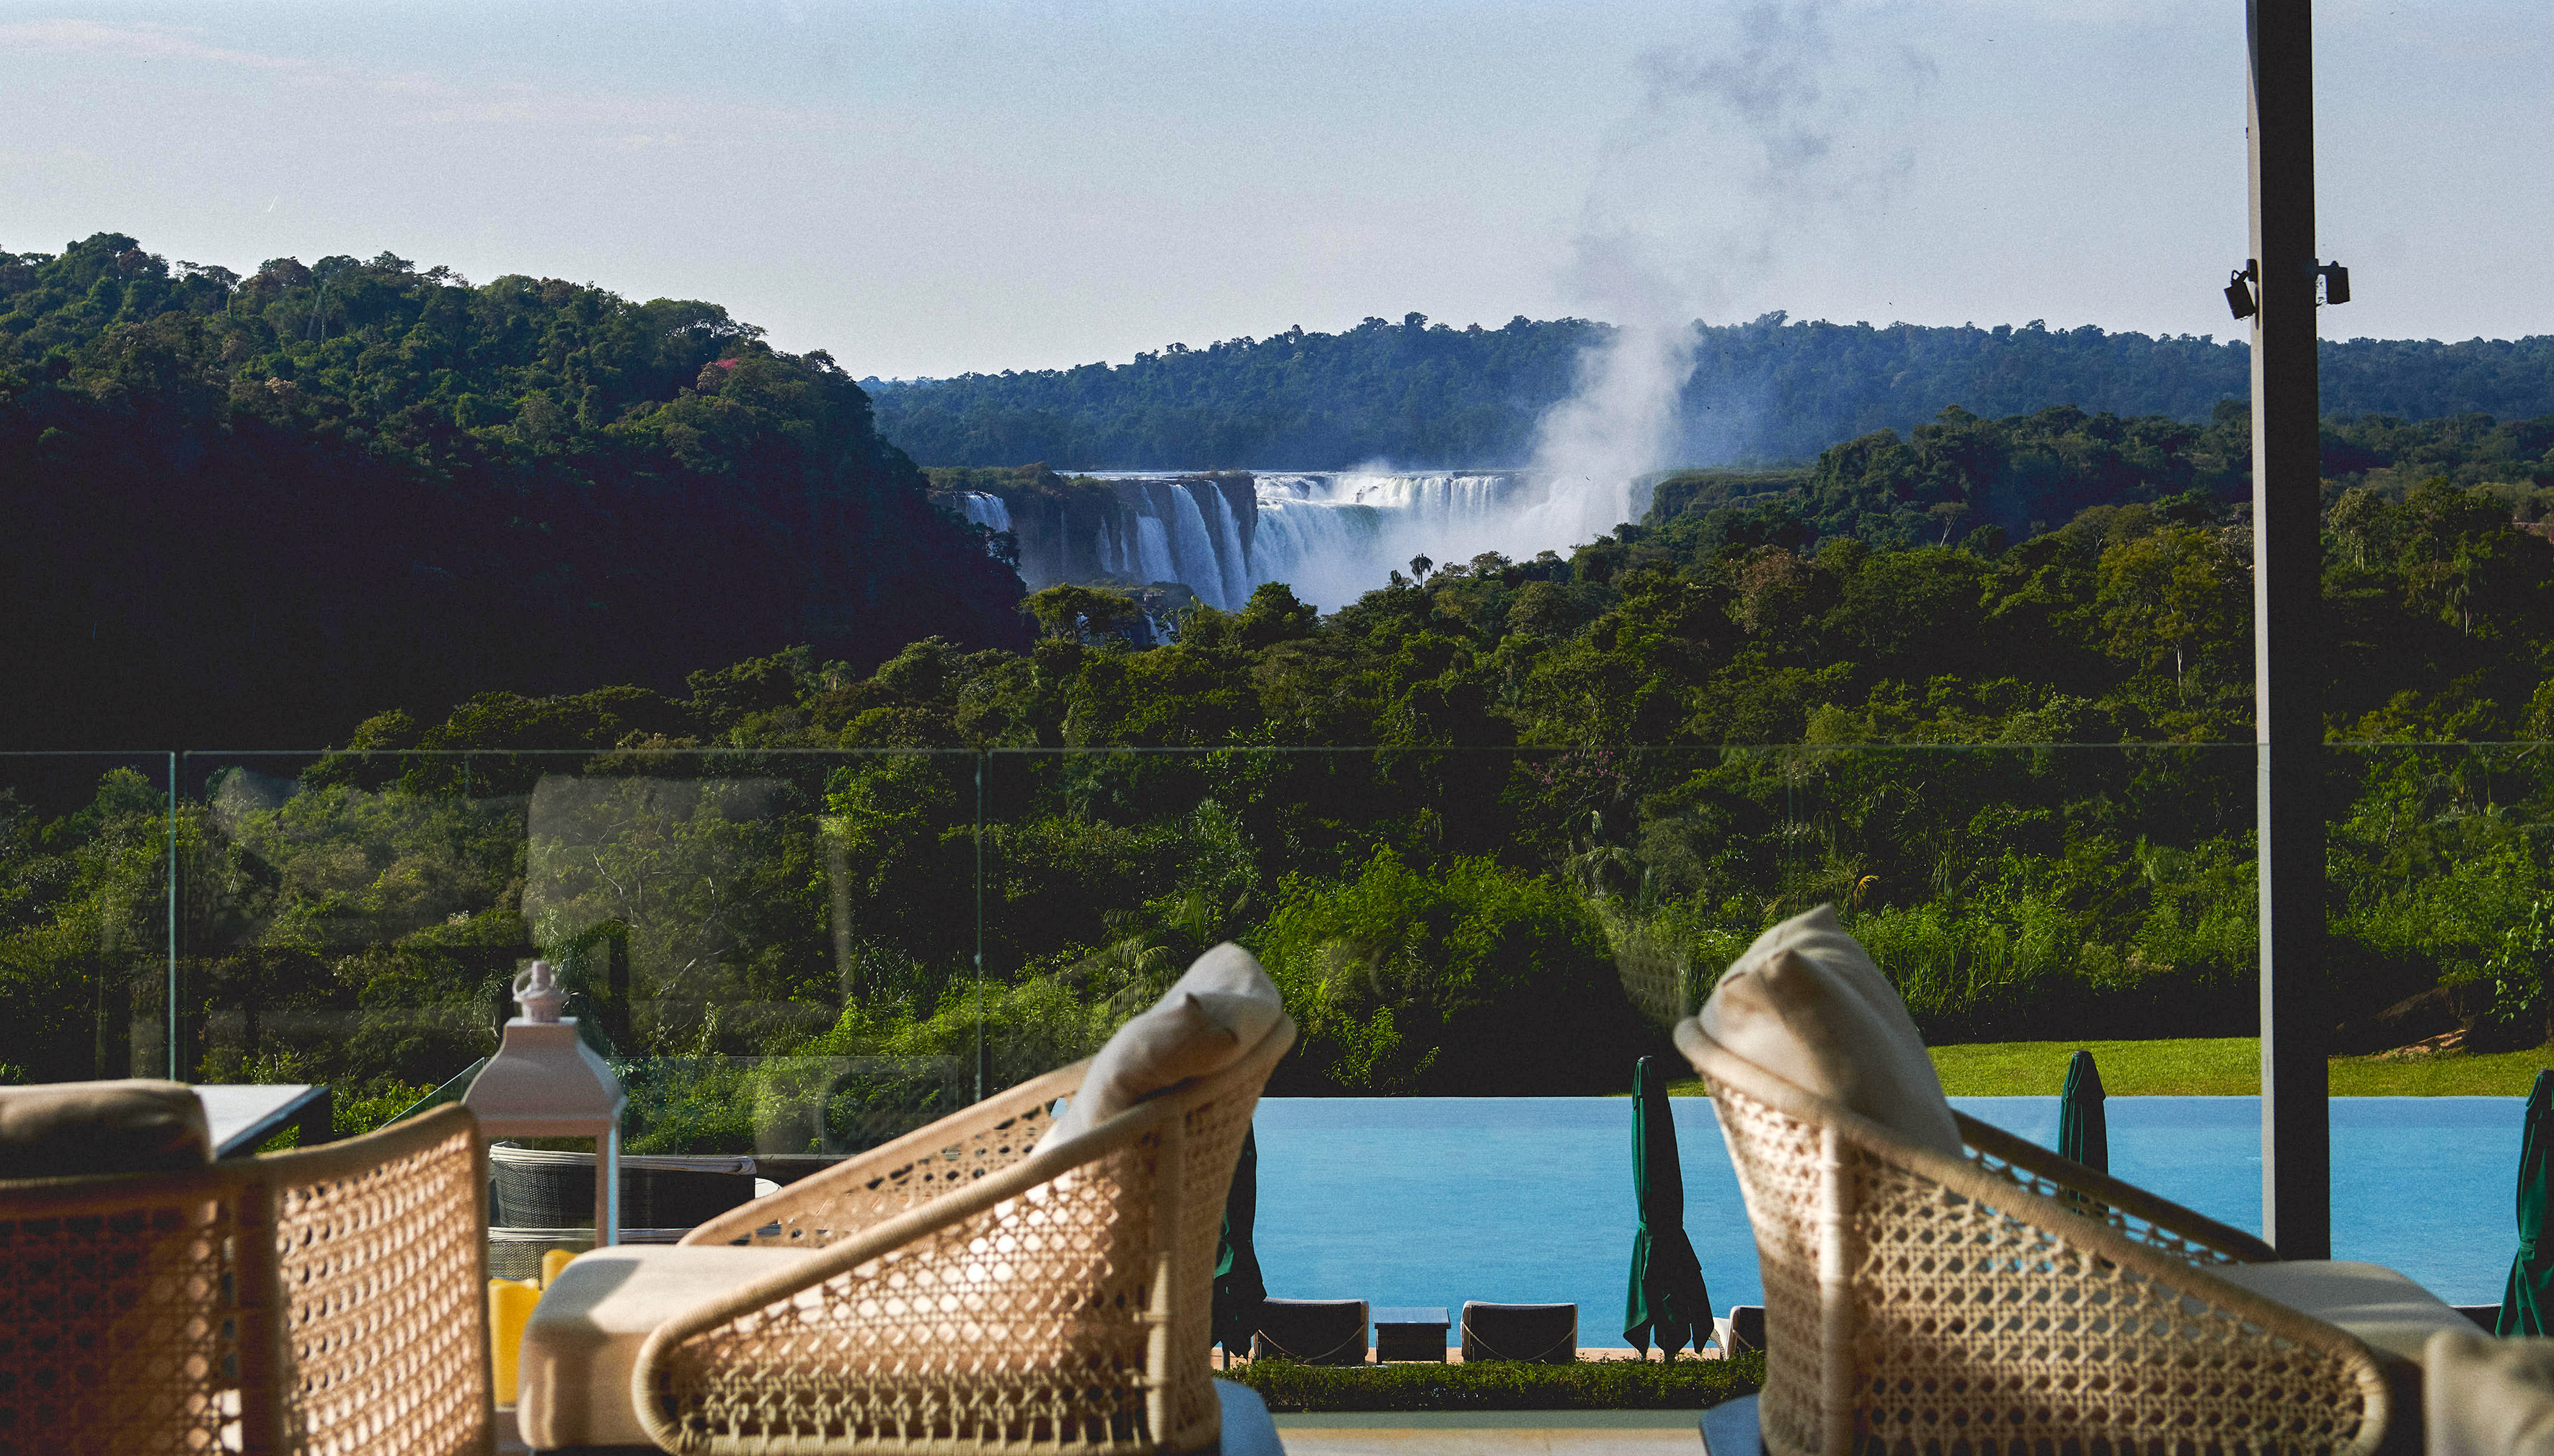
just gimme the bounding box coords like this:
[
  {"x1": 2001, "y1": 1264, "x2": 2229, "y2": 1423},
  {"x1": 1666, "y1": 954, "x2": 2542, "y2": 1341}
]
[{"x1": 513, "y1": 960, "x2": 567, "y2": 1023}]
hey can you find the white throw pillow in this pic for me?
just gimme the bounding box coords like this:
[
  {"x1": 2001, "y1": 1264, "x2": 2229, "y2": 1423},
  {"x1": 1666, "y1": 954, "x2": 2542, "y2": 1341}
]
[
  {"x1": 2428, "y1": 1328, "x2": 2554, "y2": 1456},
  {"x1": 1698, "y1": 903, "x2": 1962, "y2": 1157},
  {"x1": 1035, "y1": 941, "x2": 1283, "y2": 1152}
]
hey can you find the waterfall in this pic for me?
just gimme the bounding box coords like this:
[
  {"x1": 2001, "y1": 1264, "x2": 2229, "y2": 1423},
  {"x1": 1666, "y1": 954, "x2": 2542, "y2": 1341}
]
[
  {"x1": 1233, "y1": 472, "x2": 1543, "y2": 611},
  {"x1": 956, "y1": 492, "x2": 1012, "y2": 533},
  {"x1": 1132, "y1": 513, "x2": 1176, "y2": 585},
  {"x1": 1249, "y1": 488, "x2": 1388, "y2": 614},
  {"x1": 1165, "y1": 486, "x2": 1229, "y2": 610},
  {"x1": 1207, "y1": 489, "x2": 1254, "y2": 611},
  {"x1": 1010, "y1": 467, "x2": 1599, "y2": 618}
]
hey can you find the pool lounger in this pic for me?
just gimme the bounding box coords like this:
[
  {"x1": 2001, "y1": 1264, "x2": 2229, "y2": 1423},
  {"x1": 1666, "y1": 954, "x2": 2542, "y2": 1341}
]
[
  {"x1": 1716, "y1": 1304, "x2": 1765, "y2": 1355},
  {"x1": 1252, "y1": 1297, "x2": 1370, "y2": 1365},
  {"x1": 1459, "y1": 1300, "x2": 1577, "y2": 1364}
]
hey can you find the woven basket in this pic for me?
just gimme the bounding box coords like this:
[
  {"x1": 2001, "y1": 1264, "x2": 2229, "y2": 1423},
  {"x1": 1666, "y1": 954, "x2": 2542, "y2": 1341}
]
[
  {"x1": 1673, "y1": 1018, "x2": 2399, "y2": 1456},
  {"x1": 489, "y1": 1145, "x2": 759, "y2": 1228}
]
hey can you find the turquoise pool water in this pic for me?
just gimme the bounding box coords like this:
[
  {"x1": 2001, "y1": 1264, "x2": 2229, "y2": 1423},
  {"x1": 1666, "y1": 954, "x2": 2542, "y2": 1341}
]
[{"x1": 1249, "y1": 1096, "x2": 2526, "y2": 1349}]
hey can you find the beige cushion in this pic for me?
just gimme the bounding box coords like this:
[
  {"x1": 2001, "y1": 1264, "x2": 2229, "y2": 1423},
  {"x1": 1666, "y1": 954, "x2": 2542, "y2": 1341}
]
[
  {"x1": 518, "y1": 1245, "x2": 817, "y2": 1448},
  {"x1": 2213, "y1": 1259, "x2": 2470, "y2": 1362},
  {"x1": 523, "y1": 1204, "x2": 1125, "y2": 1449},
  {"x1": 2427, "y1": 1328, "x2": 2554, "y2": 1456},
  {"x1": 0, "y1": 1079, "x2": 212, "y2": 1176},
  {"x1": 1037, "y1": 941, "x2": 1282, "y2": 1151},
  {"x1": 1698, "y1": 904, "x2": 1961, "y2": 1157}
]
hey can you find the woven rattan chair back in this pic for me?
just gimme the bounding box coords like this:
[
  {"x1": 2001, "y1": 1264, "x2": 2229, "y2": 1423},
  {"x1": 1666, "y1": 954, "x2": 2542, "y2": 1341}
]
[
  {"x1": 1673, "y1": 1018, "x2": 2395, "y2": 1456},
  {"x1": 0, "y1": 1104, "x2": 492, "y2": 1456},
  {"x1": 637, "y1": 1015, "x2": 1297, "y2": 1456}
]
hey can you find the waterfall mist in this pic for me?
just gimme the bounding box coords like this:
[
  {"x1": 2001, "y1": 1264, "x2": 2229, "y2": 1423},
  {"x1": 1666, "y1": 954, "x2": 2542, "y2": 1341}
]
[
  {"x1": 1524, "y1": 1, "x2": 1936, "y2": 536},
  {"x1": 972, "y1": 6, "x2": 1938, "y2": 616}
]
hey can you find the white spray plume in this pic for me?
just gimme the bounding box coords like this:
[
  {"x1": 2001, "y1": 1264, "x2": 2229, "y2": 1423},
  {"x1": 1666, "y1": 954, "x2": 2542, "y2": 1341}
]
[{"x1": 1521, "y1": 1, "x2": 1933, "y2": 543}]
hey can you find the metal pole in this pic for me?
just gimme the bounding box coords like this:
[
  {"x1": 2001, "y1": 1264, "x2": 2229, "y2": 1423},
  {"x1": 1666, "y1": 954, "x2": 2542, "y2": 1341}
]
[
  {"x1": 167, "y1": 753, "x2": 180, "y2": 1080},
  {"x1": 2248, "y1": 0, "x2": 2329, "y2": 1260},
  {"x1": 975, "y1": 753, "x2": 987, "y2": 1103}
]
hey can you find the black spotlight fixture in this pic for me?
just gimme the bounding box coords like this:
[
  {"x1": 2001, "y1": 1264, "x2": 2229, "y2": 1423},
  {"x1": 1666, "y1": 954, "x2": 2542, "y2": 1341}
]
[
  {"x1": 2320, "y1": 261, "x2": 2351, "y2": 306},
  {"x1": 2225, "y1": 260, "x2": 2259, "y2": 321}
]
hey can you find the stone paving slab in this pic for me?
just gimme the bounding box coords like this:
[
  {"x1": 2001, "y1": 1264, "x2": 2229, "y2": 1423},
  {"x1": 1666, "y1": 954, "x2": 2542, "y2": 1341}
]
[
  {"x1": 1273, "y1": 1410, "x2": 1700, "y2": 1455},
  {"x1": 1274, "y1": 1429, "x2": 1698, "y2": 1455}
]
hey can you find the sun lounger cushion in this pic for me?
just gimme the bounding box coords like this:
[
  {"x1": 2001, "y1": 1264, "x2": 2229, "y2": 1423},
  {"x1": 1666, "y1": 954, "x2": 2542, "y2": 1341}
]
[
  {"x1": 2426, "y1": 1328, "x2": 2554, "y2": 1456},
  {"x1": 1698, "y1": 905, "x2": 1961, "y2": 1157},
  {"x1": 523, "y1": 1186, "x2": 1142, "y2": 1446},
  {"x1": 1252, "y1": 1297, "x2": 1369, "y2": 1365},
  {"x1": 1037, "y1": 941, "x2": 1283, "y2": 1150},
  {"x1": 1460, "y1": 1301, "x2": 1577, "y2": 1363},
  {"x1": 0, "y1": 1078, "x2": 211, "y2": 1176},
  {"x1": 2213, "y1": 1259, "x2": 2473, "y2": 1362},
  {"x1": 518, "y1": 1245, "x2": 825, "y2": 1447}
]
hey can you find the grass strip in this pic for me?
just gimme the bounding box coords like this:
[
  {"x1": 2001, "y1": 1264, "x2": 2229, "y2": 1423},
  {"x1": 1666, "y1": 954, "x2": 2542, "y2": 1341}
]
[
  {"x1": 1662, "y1": 1037, "x2": 2554, "y2": 1097},
  {"x1": 1227, "y1": 1354, "x2": 1762, "y2": 1413},
  {"x1": 2328, "y1": 1046, "x2": 2554, "y2": 1096},
  {"x1": 1925, "y1": 1038, "x2": 2266, "y2": 1096}
]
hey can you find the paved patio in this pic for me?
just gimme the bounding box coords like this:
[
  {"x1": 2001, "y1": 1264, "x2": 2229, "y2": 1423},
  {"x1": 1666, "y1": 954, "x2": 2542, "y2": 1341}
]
[
  {"x1": 496, "y1": 1407, "x2": 1707, "y2": 1455},
  {"x1": 1272, "y1": 1411, "x2": 1701, "y2": 1455}
]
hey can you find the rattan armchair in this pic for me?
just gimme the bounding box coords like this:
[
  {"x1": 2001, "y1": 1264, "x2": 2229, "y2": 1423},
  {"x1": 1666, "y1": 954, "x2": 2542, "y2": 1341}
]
[
  {"x1": 0, "y1": 1103, "x2": 492, "y2": 1456},
  {"x1": 595, "y1": 1013, "x2": 1295, "y2": 1455},
  {"x1": 1675, "y1": 1018, "x2": 2405, "y2": 1456}
]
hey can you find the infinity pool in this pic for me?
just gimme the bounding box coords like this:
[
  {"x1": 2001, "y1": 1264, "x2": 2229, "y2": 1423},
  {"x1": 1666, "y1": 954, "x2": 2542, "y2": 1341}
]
[{"x1": 1249, "y1": 1096, "x2": 2525, "y2": 1349}]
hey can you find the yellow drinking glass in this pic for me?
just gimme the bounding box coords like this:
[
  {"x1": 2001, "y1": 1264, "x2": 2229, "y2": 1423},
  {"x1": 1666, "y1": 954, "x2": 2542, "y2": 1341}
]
[{"x1": 488, "y1": 1277, "x2": 542, "y2": 1405}]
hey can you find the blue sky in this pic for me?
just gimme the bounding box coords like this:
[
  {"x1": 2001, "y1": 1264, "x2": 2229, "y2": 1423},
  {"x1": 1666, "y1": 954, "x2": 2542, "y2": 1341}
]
[{"x1": 2, "y1": 1, "x2": 2547, "y2": 378}]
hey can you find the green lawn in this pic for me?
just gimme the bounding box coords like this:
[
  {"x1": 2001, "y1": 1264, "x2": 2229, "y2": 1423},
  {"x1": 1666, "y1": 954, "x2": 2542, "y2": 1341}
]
[{"x1": 1662, "y1": 1037, "x2": 2554, "y2": 1097}]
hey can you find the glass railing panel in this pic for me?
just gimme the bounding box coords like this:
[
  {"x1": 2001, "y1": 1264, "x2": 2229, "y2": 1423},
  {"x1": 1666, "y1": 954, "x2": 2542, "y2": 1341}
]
[
  {"x1": 0, "y1": 753, "x2": 176, "y2": 1085},
  {"x1": 2321, "y1": 740, "x2": 2554, "y2": 1303},
  {"x1": 66, "y1": 736, "x2": 2535, "y2": 1319},
  {"x1": 2325, "y1": 742, "x2": 2548, "y2": 1057},
  {"x1": 175, "y1": 749, "x2": 979, "y2": 1166},
  {"x1": 1750, "y1": 741, "x2": 2261, "y2": 1043},
  {"x1": 984, "y1": 742, "x2": 2261, "y2": 1080},
  {"x1": 980, "y1": 742, "x2": 2266, "y2": 1345}
]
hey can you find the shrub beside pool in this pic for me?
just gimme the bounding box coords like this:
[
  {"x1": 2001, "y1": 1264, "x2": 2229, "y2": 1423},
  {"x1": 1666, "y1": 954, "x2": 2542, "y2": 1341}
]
[{"x1": 1228, "y1": 1352, "x2": 1765, "y2": 1412}]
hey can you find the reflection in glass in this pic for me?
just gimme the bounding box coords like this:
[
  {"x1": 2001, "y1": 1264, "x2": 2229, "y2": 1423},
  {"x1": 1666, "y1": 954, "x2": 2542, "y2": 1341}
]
[{"x1": 0, "y1": 755, "x2": 174, "y2": 1083}]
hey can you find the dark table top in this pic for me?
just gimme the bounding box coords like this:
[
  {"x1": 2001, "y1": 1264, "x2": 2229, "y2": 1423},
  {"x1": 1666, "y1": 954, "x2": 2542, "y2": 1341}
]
[{"x1": 1372, "y1": 1306, "x2": 1449, "y2": 1328}]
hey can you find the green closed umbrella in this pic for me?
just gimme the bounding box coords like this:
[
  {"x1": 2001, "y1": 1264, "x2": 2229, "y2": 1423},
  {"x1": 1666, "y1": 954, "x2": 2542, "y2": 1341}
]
[
  {"x1": 2058, "y1": 1049, "x2": 2108, "y2": 1174},
  {"x1": 1212, "y1": 1124, "x2": 1265, "y2": 1357},
  {"x1": 1626, "y1": 1056, "x2": 1713, "y2": 1358},
  {"x1": 2498, "y1": 1070, "x2": 2554, "y2": 1336}
]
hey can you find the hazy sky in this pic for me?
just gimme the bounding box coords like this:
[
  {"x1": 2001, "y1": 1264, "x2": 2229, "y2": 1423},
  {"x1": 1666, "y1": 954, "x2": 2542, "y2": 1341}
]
[{"x1": 3, "y1": 1, "x2": 2548, "y2": 379}]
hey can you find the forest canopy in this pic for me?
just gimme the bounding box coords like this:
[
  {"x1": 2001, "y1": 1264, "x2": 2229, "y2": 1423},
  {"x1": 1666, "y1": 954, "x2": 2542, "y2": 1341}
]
[
  {"x1": 0, "y1": 233, "x2": 1024, "y2": 749},
  {"x1": 12, "y1": 231, "x2": 2554, "y2": 1113},
  {"x1": 870, "y1": 310, "x2": 2554, "y2": 470},
  {"x1": 9, "y1": 463, "x2": 2544, "y2": 1111}
]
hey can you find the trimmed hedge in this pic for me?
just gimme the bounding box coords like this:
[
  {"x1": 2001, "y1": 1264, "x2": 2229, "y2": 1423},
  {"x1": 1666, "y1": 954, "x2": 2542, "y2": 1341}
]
[{"x1": 1225, "y1": 1354, "x2": 1765, "y2": 1413}]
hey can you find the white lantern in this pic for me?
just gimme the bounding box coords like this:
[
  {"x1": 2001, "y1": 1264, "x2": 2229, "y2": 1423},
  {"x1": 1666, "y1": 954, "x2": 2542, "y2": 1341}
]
[{"x1": 464, "y1": 960, "x2": 626, "y2": 1246}]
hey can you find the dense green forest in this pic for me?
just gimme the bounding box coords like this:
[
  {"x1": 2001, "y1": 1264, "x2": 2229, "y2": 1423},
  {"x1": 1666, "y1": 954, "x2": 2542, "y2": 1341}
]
[
  {"x1": 0, "y1": 233, "x2": 1023, "y2": 748},
  {"x1": 13, "y1": 231, "x2": 2554, "y2": 1122},
  {"x1": 7, "y1": 445, "x2": 2553, "y2": 1117},
  {"x1": 871, "y1": 311, "x2": 2554, "y2": 469},
  {"x1": 1649, "y1": 401, "x2": 2554, "y2": 551}
]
